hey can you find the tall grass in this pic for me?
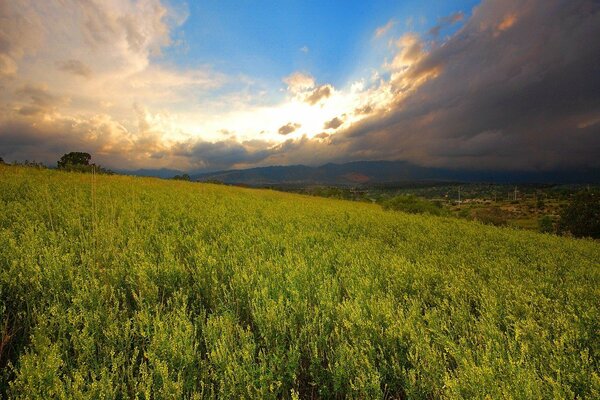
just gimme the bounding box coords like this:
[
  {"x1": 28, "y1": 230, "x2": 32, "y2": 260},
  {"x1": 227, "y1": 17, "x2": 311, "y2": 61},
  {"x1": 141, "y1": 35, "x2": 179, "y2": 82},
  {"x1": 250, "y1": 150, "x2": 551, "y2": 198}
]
[{"x1": 1, "y1": 165, "x2": 599, "y2": 398}]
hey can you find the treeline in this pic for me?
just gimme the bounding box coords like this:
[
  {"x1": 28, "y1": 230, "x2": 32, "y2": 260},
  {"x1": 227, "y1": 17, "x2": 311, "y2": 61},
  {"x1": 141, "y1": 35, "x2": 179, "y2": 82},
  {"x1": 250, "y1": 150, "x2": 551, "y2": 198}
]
[{"x1": 0, "y1": 152, "x2": 112, "y2": 174}]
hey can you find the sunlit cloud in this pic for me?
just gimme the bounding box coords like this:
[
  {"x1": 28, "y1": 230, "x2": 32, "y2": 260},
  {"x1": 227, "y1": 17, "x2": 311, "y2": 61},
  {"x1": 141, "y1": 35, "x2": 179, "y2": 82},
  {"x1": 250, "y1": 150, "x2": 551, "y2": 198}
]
[
  {"x1": 283, "y1": 72, "x2": 316, "y2": 93},
  {"x1": 278, "y1": 122, "x2": 301, "y2": 135},
  {"x1": 56, "y1": 59, "x2": 93, "y2": 79}
]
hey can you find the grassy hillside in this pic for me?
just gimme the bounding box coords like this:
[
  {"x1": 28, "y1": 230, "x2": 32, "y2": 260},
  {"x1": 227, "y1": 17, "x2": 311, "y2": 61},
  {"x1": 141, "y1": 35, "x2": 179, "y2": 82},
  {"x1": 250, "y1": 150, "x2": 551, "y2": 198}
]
[{"x1": 1, "y1": 165, "x2": 599, "y2": 399}]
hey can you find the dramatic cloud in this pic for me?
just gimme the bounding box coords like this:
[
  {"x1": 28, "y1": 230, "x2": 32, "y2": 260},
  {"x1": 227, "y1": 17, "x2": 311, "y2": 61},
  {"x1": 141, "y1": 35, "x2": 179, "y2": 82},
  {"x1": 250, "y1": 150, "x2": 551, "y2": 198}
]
[
  {"x1": 1, "y1": 0, "x2": 599, "y2": 173},
  {"x1": 172, "y1": 138, "x2": 273, "y2": 171},
  {"x1": 336, "y1": 0, "x2": 600, "y2": 170}
]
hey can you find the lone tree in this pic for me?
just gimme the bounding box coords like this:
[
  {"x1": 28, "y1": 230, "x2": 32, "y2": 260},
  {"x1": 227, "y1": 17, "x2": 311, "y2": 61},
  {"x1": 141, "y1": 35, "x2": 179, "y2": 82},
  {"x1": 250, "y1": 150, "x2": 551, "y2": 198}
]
[
  {"x1": 56, "y1": 152, "x2": 111, "y2": 174},
  {"x1": 57, "y1": 152, "x2": 91, "y2": 169},
  {"x1": 0, "y1": 157, "x2": 5, "y2": 164}
]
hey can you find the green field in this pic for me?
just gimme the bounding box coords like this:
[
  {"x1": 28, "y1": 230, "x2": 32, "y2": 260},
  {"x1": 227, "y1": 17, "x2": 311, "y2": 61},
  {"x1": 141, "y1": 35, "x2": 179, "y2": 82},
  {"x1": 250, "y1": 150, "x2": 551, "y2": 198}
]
[{"x1": 1, "y1": 166, "x2": 599, "y2": 399}]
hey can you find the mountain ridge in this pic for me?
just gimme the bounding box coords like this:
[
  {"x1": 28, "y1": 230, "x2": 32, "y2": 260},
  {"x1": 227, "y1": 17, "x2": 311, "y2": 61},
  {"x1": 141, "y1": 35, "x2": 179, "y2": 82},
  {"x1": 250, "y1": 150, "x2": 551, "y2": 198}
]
[{"x1": 190, "y1": 160, "x2": 600, "y2": 186}]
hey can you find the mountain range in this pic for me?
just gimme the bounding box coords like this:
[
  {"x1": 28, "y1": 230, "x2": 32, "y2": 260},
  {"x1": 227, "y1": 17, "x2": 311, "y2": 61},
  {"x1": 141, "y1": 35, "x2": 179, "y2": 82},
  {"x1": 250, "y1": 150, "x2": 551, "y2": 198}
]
[{"x1": 188, "y1": 161, "x2": 599, "y2": 186}]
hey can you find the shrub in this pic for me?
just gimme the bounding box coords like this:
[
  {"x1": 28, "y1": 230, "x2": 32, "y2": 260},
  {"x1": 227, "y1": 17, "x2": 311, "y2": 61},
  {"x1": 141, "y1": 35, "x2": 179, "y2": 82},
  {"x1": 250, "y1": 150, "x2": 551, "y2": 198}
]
[
  {"x1": 380, "y1": 195, "x2": 448, "y2": 216},
  {"x1": 471, "y1": 206, "x2": 508, "y2": 226},
  {"x1": 172, "y1": 174, "x2": 191, "y2": 181},
  {"x1": 538, "y1": 215, "x2": 555, "y2": 233}
]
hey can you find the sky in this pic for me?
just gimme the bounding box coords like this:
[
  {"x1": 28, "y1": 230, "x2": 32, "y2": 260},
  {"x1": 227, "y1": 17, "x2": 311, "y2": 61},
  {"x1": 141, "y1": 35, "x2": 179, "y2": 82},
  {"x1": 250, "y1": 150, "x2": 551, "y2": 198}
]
[{"x1": 0, "y1": 0, "x2": 599, "y2": 172}]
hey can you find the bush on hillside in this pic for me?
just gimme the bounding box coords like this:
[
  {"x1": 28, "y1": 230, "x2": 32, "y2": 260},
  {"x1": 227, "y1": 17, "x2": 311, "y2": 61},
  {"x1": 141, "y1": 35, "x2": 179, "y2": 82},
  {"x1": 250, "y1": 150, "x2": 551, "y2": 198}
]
[
  {"x1": 380, "y1": 195, "x2": 448, "y2": 216},
  {"x1": 538, "y1": 215, "x2": 555, "y2": 233},
  {"x1": 12, "y1": 160, "x2": 46, "y2": 168},
  {"x1": 471, "y1": 206, "x2": 508, "y2": 226},
  {"x1": 172, "y1": 174, "x2": 191, "y2": 181}
]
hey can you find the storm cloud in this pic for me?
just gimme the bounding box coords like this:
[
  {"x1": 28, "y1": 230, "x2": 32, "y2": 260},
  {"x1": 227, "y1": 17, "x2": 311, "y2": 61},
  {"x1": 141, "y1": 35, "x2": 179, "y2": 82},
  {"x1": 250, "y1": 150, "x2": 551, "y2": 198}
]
[{"x1": 335, "y1": 0, "x2": 600, "y2": 171}]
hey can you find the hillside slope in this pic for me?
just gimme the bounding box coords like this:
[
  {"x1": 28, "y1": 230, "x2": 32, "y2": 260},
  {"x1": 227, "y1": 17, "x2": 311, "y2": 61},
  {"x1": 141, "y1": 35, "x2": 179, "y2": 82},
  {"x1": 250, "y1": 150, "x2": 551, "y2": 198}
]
[{"x1": 1, "y1": 166, "x2": 599, "y2": 399}]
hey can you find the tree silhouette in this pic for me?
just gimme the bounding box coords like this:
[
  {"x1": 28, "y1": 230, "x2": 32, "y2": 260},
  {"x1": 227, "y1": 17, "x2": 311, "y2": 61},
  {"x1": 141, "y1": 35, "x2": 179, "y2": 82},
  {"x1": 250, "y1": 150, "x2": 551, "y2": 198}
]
[{"x1": 57, "y1": 152, "x2": 91, "y2": 169}]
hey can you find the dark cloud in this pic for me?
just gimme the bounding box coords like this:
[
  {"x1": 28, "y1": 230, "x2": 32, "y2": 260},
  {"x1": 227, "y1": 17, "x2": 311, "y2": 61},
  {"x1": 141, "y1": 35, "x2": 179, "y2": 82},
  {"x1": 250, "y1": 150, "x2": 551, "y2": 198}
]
[
  {"x1": 323, "y1": 117, "x2": 344, "y2": 130},
  {"x1": 305, "y1": 85, "x2": 332, "y2": 105},
  {"x1": 15, "y1": 84, "x2": 64, "y2": 108},
  {"x1": 18, "y1": 106, "x2": 45, "y2": 116},
  {"x1": 278, "y1": 122, "x2": 301, "y2": 135},
  {"x1": 56, "y1": 59, "x2": 92, "y2": 78},
  {"x1": 0, "y1": 118, "x2": 108, "y2": 165},
  {"x1": 0, "y1": 110, "x2": 162, "y2": 169},
  {"x1": 172, "y1": 138, "x2": 273, "y2": 171},
  {"x1": 428, "y1": 11, "x2": 465, "y2": 36},
  {"x1": 338, "y1": 0, "x2": 600, "y2": 171}
]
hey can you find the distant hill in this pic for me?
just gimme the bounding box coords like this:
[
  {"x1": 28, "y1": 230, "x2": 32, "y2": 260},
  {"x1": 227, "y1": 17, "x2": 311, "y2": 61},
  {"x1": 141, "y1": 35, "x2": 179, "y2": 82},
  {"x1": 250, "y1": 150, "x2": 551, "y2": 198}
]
[
  {"x1": 117, "y1": 168, "x2": 186, "y2": 178},
  {"x1": 192, "y1": 160, "x2": 600, "y2": 186}
]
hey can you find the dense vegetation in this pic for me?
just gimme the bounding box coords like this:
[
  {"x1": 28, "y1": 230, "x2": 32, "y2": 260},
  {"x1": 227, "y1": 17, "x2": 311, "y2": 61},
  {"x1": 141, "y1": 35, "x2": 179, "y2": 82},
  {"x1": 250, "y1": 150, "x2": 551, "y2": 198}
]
[
  {"x1": 277, "y1": 183, "x2": 600, "y2": 236},
  {"x1": 380, "y1": 195, "x2": 448, "y2": 217},
  {"x1": 558, "y1": 190, "x2": 600, "y2": 238},
  {"x1": 1, "y1": 165, "x2": 599, "y2": 399}
]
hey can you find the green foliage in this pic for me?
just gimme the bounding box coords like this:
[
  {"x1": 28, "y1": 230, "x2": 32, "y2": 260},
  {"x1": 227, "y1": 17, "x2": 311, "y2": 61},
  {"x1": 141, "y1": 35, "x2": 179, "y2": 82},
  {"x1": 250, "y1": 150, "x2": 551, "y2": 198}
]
[
  {"x1": 537, "y1": 198, "x2": 545, "y2": 209},
  {"x1": 470, "y1": 206, "x2": 508, "y2": 226},
  {"x1": 559, "y1": 190, "x2": 600, "y2": 238},
  {"x1": 57, "y1": 152, "x2": 91, "y2": 168},
  {"x1": 380, "y1": 194, "x2": 448, "y2": 216},
  {"x1": 56, "y1": 152, "x2": 112, "y2": 174},
  {"x1": 538, "y1": 215, "x2": 555, "y2": 234},
  {"x1": 203, "y1": 179, "x2": 224, "y2": 185},
  {"x1": 172, "y1": 174, "x2": 191, "y2": 181},
  {"x1": 0, "y1": 165, "x2": 599, "y2": 398},
  {"x1": 11, "y1": 160, "x2": 46, "y2": 169}
]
